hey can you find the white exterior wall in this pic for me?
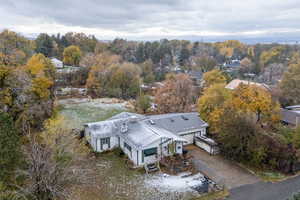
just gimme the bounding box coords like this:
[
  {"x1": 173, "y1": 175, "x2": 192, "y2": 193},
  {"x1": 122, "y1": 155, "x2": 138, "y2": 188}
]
[
  {"x1": 84, "y1": 127, "x2": 92, "y2": 144},
  {"x1": 92, "y1": 136, "x2": 118, "y2": 152},
  {"x1": 195, "y1": 140, "x2": 219, "y2": 155},
  {"x1": 200, "y1": 127, "x2": 207, "y2": 136},
  {"x1": 195, "y1": 140, "x2": 212, "y2": 153},
  {"x1": 119, "y1": 136, "x2": 140, "y2": 166},
  {"x1": 138, "y1": 139, "x2": 184, "y2": 167},
  {"x1": 84, "y1": 127, "x2": 118, "y2": 152},
  {"x1": 181, "y1": 133, "x2": 195, "y2": 144},
  {"x1": 141, "y1": 141, "x2": 161, "y2": 165},
  {"x1": 84, "y1": 125, "x2": 205, "y2": 167},
  {"x1": 176, "y1": 142, "x2": 183, "y2": 154}
]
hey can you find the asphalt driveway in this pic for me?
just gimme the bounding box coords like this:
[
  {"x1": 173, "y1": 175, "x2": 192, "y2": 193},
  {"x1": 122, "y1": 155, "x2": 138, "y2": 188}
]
[{"x1": 186, "y1": 145, "x2": 260, "y2": 189}]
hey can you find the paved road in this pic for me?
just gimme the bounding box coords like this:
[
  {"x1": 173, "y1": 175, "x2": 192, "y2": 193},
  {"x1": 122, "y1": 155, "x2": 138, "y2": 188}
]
[
  {"x1": 228, "y1": 175, "x2": 300, "y2": 200},
  {"x1": 186, "y1": 145, "x2": 260, "y2": 189}
]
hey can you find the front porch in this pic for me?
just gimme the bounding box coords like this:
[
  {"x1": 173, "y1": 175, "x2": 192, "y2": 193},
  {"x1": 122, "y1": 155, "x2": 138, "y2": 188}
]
[{"x1": 159, "y1": 153, "x2": 194, "y2": 175}]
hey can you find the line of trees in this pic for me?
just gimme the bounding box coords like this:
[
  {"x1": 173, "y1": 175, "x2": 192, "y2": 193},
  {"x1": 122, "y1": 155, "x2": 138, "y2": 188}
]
[
  {"x1": 2, "y1": 29, "x2": 299, "y2": 102},
  {"x1": 0, "y1": 31, "x2": 91, "y2": 199},
  {"x1": 198, "y1": 67, "x2": 300, "y2": 173}
]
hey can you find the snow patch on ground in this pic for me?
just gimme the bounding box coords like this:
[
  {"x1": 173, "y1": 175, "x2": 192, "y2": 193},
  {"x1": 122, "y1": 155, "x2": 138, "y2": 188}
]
[
  {"x1": 145, "y1": 172, "x2": 206, "y2": 193},
  {"x1": 57, "y1": 98, "x2": 128, "y2": 129}
]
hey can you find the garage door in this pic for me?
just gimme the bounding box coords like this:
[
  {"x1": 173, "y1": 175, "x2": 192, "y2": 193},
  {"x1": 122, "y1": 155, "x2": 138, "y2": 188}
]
[{"x1": 181, "y1": 133, "x2": 194, "y2": 145}]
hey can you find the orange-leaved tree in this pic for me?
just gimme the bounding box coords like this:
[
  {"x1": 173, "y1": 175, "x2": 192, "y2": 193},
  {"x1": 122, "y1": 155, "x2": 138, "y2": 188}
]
[{"x1": 155, "y1": 73, "x2": 195, "y2": 114}]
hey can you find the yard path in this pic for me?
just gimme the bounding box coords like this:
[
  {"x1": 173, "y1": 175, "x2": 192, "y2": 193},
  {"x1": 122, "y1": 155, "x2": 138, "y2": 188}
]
[
  {"x1": 186, "y1": 145, "x2": 260, "y2": 189},
  {"x1": 228, "y1": 175, "x2": 300, "y2": 200}
]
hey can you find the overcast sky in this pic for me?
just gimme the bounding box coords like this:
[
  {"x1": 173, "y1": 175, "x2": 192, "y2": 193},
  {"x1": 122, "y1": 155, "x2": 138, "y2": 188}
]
[{"x1": 1, "y1": 0, "x2": 300, "y2": 40}]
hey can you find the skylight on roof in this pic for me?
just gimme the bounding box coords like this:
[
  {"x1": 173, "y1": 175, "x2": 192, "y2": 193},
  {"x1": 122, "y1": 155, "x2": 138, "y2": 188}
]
[{"x1": 181, "y1": 115, "x2": 189, "y2": 120}]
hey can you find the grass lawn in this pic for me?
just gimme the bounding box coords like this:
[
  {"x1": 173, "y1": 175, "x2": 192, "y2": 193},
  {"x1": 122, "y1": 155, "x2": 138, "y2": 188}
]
[
  {"x1": 237, "y1": 163, "x2": 289, "y2": 182},
  {"x1": 257, "y1": 171, "x2": 288, "y2": 182},
  {"x1": 71, "y1": 150, "x2": 146, "y2": 200},
  {"x1": 70, "y1": 150, "x2": 201, "y2": 200}
]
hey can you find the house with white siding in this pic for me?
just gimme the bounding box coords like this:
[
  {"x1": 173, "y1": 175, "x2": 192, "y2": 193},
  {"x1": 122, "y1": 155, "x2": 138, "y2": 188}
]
[
  {"x1": 84, "y1": 112, "x2": 212, "y2": 167},
  {"x1": 51, "y1": 58, "x2": 63, "y2": 68}
]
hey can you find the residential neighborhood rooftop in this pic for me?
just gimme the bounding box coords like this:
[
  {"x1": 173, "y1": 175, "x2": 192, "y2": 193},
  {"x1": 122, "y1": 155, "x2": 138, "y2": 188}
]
[{"x1": 225, "y1": 79, "x2": 271, "y2": 91}]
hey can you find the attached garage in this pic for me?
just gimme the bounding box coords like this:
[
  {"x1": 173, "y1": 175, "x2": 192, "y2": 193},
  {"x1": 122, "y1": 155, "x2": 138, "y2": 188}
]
[{"x1": 181, "y1": 133, "x2": 196, "y2": 145}]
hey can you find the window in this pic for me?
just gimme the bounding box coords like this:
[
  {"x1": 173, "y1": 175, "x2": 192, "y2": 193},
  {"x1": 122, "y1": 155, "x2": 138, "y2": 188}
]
[
  {"x1": 101, "y1": 137, "x2": 110, "y2": 149},
  {"x1": 143, "y1": 147, "x2": 157, "y2": 157},
  {"x1": 142, "y1": 147, "x2": 158, "y2": 163},
  {"x1": 124, "y1": 142, "x2": 132, "y2": 158},
  {"x1": 124, "y1": 142, "x2": 132, "y2": 152}
]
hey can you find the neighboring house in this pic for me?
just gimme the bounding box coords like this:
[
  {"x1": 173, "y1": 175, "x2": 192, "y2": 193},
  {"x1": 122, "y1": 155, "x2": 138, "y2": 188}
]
[
  {"x1": 51, "y1": 58, "x2": 63, "y2": 69},
  {"x1": 55, "y1": 87, "x2": 87, "y2": 97},
  {"x1": 222, "y1": 59, "x2": 241, "y2": 72},
  {"x1": 84, "y1": 112, "x2": 211, "y2": 167},
  {"x1": 56, "y1": 66, "x2": 81, "y2": 74},
  {"x1": 141, "y1": 82, "x2": 164, "y2": 95},
  {"x1": 281, "y1": 105, "x2": 300, "y2": 127},
  {"x1": 225, "y1": 79, "x2": 271, "y2": 91},
  {"x1": 171, "y1": 66, "x2": 184, "y2": 73}
]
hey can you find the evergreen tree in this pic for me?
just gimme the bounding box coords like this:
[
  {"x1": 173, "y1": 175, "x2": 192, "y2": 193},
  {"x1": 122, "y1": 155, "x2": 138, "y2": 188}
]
[
  {"x1": 0, "y1": 112, "x2": 21, "y2": 186},
  {"x1": 35, "y1": 33, "x2": 54, "y2": 57}
]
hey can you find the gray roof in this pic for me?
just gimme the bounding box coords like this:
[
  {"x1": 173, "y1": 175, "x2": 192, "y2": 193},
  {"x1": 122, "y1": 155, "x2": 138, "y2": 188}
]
[
  {"x1": 85, "y1": 112, "x2": 208, "y2": 149},
  {"x1": 148, "y1": 112, "x2": 208, "y2": 135},
  {"x1": 281, "y1": 108, "x2": 300, "y2": 126},
  {"x1": 119, "y1": 120, "x2": 186, "y2": 148},
  {"x1": 109, "y1": 112, "x2": 144, "y2": 120}
]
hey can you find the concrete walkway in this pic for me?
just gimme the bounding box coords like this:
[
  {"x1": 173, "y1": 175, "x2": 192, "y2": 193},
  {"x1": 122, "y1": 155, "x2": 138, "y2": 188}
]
[{"x1": 186, "y1": 145, "x2": 260, "y2": 189}]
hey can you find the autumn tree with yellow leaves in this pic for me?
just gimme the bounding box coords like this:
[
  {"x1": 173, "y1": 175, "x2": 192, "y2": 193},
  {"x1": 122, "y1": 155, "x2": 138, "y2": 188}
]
[
  {"x1": 280, "y1": 60, "x2": 300, "y2": 105},
  {"x1": 198, "y1": 83, "x2": 280, "y2": 134},
  {"x1": 198, "y1": 83, "x2": 231, "y2": 133},
  {"x1": 86, "y1": 52, "x2": 141, "y2": 98},
  {"x1": 197, "y1": 82, "x2": 296, "y2": 172},
  {"x1": 0, "y1": 29, "x2": 34, "y2": 66},
  {"x1": 230, "y1": 84, "x2": 280, "y2": 124},
  {"x1": 203, "y1": 69, "x2": 227, "y2": 88},
  {"x1": 0, "y1": 53, "x2": 56, "y2": 132},
  {"x1": 259, "y1": 46, "x2": 284, "y2": 68},
  {"x1": 63, "y1": 45, "x2": 82, "y2": 66},
  {"x1": 26, "y1": 53, "x2": 56, "y2": 99},
  {"x1": 215, "y1": 40, "x2": 246, "y2": 59}
]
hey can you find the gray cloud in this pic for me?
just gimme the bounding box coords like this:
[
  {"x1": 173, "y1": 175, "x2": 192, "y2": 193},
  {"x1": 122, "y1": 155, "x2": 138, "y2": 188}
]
[{"x1": 0, "y1": 0, "x2": 300, "y2": 39}]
